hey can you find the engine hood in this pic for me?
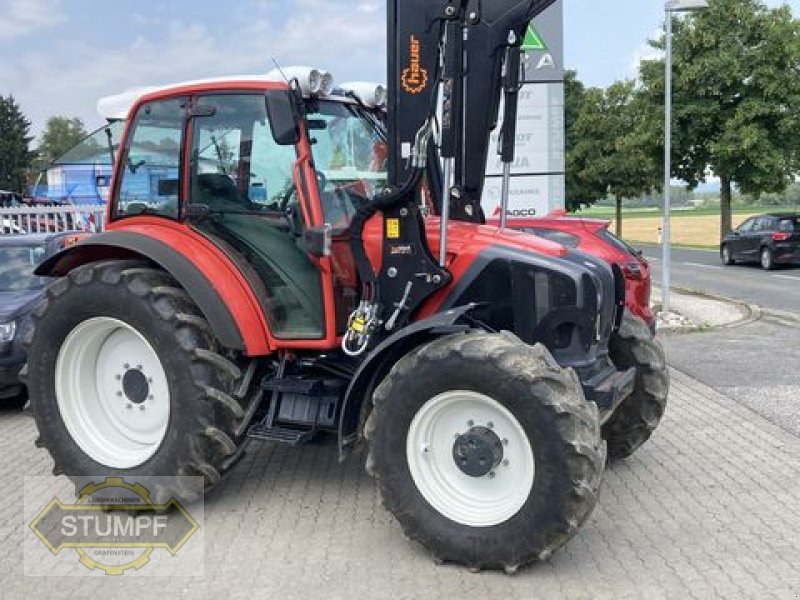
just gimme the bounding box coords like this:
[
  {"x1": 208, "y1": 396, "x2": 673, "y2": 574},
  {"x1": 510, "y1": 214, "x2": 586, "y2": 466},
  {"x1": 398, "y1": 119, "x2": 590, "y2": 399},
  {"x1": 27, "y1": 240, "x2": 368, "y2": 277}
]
[{"x1": 428, "y1": 218, "x2": 568, "y2": 260}]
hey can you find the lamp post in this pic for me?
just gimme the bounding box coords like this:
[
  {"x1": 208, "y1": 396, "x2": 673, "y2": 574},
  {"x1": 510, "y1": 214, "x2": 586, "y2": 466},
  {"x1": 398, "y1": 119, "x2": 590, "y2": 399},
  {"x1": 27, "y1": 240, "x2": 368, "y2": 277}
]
[{"x1": 662, "y1": 0, "x2": 708, "y2": 313}]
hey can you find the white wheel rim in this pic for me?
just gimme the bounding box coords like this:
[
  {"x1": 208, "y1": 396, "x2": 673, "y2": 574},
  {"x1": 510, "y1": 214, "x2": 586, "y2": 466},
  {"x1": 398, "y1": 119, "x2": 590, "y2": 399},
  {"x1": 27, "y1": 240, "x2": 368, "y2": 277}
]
[
  {"x1": 762, "y1": 250, "x2": 770, "y2": 268},
  {"x1": 55, "y1": 317, "x2": 171, "y2": 469},
  {"x1": 406, "y1": 390, "x2": 535, "y2": 528}
]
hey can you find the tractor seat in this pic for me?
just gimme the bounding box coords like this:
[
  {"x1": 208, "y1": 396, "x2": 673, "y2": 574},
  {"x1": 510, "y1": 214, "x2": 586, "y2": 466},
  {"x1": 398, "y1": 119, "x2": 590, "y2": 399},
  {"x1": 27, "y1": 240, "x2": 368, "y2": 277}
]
[{"x1": 194, "y1": 173, "x2": 249, "y2": 212}]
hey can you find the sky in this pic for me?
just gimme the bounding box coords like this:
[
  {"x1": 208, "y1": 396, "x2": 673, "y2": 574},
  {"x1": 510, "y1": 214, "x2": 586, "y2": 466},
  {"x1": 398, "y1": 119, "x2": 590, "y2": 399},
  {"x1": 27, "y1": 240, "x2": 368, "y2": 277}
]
[{"x1": 1, "y1": 0, "x2": 798, "y2": 139}]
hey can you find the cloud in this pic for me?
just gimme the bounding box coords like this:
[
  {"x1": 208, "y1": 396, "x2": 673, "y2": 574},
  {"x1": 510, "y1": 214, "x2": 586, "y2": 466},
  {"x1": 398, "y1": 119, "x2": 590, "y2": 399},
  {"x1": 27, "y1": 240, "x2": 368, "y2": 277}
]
[
  {"x1": 629, "y1": 29, "x2": 663, "y2": 79},
  {"x1": 0, "y1": 0, "x2": 386, "y2": 138},
  {"x1": 0, "y1": 0, "x2": 64, "y2": 41}
]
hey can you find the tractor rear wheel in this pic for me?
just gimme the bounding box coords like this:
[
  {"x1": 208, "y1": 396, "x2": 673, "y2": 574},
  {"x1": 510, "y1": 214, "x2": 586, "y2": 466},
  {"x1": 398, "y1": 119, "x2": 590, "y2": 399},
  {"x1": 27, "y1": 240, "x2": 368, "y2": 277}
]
[
  {"x1": 603, "y1": 311, "x2": 669, "y2": 460},
  {"x1": 364, "y1": 331, "x2": 605, "y2": 572},
  {"x1": 25, "y1": 261, "x2": 246, "y2": 503}
]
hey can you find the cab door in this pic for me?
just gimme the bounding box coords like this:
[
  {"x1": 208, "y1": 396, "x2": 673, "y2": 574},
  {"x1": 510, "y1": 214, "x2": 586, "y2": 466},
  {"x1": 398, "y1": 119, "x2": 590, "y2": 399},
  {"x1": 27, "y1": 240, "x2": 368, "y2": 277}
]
[{"x1": 186, "y1": 92, "x2": 336, "y2": 344}]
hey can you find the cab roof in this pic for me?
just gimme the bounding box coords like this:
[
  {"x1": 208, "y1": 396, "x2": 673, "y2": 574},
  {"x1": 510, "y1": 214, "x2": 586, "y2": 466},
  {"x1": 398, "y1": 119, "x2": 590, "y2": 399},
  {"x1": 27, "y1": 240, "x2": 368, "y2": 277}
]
[{"x1": 96, "y1": 74, "x2": 291, "y2": 121}]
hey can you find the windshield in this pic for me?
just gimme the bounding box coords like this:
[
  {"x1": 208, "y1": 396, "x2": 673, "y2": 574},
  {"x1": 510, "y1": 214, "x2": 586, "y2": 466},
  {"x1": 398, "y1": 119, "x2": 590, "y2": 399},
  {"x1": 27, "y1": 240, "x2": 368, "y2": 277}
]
[
  {"x1": 306, "y1": 100, "x2": 387, "y2": 227},
  {"x1": 0, "y1": 245, "x2": 49, "y2": 291},
  {"x1": 54, "y1": 121, "x2": 125, "y2": 166}
]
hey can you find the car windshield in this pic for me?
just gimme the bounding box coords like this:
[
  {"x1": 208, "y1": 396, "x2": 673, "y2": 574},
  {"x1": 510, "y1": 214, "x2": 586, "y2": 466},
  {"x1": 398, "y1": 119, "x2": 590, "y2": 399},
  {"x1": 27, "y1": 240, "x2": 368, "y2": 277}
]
[
  {"x1": 0, "y1": 244, "x2": 49, "y2": 291},
  {"x1": 306, "y1": 100, "x2": 387, "y2": 226}
]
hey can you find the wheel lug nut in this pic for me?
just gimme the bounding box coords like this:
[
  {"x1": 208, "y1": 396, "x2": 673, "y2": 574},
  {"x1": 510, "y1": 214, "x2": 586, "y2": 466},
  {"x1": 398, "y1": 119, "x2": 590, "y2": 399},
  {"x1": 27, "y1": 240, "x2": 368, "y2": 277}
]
[
  {"x1": 502, "y1": 438, "x2": 509, "y2": 446},
  {"x1": 421, "y1": 444, "x2": 430, "y2": 454},
  {"x1": 467, "y1": 420, "x2": 474, "y2": 427},
  {"x1": 487, "y1": 421, "x2": 494, "y2": 429},
  {"x1": 139, "y1": 405, "x2": 146, "y2": 411},
  {"x1": 148, "y1": 395, "x2": 154, "y2": 401},
  {"x1": 136, "y1": 364, "x2": 143, "y2": 371},
  {"x1": 116, "y1": 391, "x2": 123, "y2": 397},
  {"x1": 123, "y1": 363, "x2": 130, "y2": 370},
  {"x1": 502, "y1": 459, "x2": 509, "y2": 467},
  {"x1": 115, "y1": 374, "x2": 122, "y2": 381},
  {"x1": 147, "y1": 378, "x2": 153, "y2": 384},
  {"x1": 126, "y1": 403, "x2": 133, "y2": 410},
  {"x1": 488, "y1": 472, "x2": 496, "y2": 479}
]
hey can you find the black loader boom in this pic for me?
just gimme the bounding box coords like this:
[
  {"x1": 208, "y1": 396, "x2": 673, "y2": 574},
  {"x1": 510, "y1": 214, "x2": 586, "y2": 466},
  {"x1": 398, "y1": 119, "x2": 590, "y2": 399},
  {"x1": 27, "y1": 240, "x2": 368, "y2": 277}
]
[{"x1": 344, "y1": 0, "x2": 556, "y2": 354}]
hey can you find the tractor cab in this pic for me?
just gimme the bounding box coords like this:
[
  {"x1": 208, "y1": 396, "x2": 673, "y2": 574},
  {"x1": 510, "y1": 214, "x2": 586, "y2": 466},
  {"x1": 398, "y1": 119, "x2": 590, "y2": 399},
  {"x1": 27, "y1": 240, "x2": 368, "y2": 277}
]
[{"x1": 102, "y1": 72, "x2": 391, "y2": 344}]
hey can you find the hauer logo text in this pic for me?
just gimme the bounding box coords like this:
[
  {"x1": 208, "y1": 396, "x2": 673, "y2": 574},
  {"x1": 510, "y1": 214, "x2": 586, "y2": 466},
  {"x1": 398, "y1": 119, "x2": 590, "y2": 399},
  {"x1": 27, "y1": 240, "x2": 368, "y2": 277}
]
[{"x1": 401, "y1": 35, "x2": 428, "y2": 94}]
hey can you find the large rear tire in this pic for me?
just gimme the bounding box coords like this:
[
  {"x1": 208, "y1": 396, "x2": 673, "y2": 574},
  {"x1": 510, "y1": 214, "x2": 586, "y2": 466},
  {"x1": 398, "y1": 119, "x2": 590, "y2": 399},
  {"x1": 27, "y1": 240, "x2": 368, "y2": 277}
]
[
  {"x1": 603, "y1": 311, "x2": 669, "y2": 460},
  {"x1": 364, "y1": 331, "x2": 605, "y2": 571},
  {"x1": 25, "y1": 261, "x2": 247, "y2": 503}
]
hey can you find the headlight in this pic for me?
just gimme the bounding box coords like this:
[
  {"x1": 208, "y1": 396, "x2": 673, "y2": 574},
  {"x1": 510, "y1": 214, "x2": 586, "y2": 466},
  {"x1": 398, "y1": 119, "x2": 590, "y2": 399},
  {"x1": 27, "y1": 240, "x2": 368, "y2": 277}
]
[
  {"x1": 267, "y1": 66, "x2": 334, "y2": 96},
  {"x1": 340, "y1": 81, "x2": 388, "y2": 108},
  {"x1": 0, "y1": 321, "x2": 15, "y2": 342}
]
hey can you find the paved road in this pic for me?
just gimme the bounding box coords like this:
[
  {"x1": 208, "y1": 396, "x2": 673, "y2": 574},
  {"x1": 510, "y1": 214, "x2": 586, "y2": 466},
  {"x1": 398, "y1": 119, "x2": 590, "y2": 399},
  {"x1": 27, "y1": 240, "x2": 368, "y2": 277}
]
[
  {"x1": 638, "y1": 244, "x2": 800, "y2": 315},
  {"x1": 3, "y1": 370, "x2": 800, "y2": 598},
  {"x1": 661, "y1": 313, "x2": 800, "y2": 438}
]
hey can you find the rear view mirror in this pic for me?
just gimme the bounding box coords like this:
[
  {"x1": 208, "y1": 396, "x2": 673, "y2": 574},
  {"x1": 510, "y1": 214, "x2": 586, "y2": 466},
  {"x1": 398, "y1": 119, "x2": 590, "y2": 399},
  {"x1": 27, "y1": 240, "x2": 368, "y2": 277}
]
[{"x1": 266, "y1": 90, "x2": 301, "y2": 146}]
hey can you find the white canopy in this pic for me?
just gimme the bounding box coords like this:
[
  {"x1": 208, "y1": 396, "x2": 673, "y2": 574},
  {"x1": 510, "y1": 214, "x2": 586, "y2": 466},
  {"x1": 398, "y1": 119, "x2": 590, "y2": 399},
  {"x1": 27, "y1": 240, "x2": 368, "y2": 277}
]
[{"x1": 95, "y1": 74, "x2": 284, "y2": 121}]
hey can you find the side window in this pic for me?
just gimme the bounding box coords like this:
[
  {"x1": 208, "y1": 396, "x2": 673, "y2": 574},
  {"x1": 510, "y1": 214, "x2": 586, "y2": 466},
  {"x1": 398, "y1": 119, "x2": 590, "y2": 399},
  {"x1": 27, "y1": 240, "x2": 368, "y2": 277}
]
[
  {"x1": 191, "y1": 94, "x2": 297, "y2": 213},
  {"x1": 738, "y1": 218, "x2": 755, "y2": 233},
  {"x1": 754, "y1": 217, "x2": 773, "y2": 232},
  {"x1": 115, "y1": 98, "x2": 185, "y2": 219}
]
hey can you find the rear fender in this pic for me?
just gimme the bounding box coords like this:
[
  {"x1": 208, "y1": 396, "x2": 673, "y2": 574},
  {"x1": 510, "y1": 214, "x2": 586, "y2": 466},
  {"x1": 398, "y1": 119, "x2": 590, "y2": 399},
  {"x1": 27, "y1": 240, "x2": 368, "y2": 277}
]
[
  {"x1": 337, "y1": 305, "x2": 475, "y2": 460},
  {"x1": 36, "y1": 229, "x2": 272, "y2": 355}
]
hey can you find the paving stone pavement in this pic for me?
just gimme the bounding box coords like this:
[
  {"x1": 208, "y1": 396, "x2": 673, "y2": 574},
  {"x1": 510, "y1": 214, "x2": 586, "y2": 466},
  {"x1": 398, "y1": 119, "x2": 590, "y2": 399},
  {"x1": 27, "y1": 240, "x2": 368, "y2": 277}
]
[{"x1": 1, "y1": 369, "x2": 799, "y2": 599}]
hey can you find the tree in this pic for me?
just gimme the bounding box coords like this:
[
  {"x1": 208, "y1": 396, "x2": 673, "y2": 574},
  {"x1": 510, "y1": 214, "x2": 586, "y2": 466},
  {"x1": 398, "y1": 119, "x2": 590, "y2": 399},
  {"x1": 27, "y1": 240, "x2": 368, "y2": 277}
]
[
  {"x1": 0, "y1": 95, "x2": 34, "y2": 193},
  {"x1": 638, "y1": 0, "x2": 800, "y2": 236},
  {"x1": 566, "y1": 80, "x2": 660, "y2": 232},
  {"x1": 563, "y1": 70, "x2": 587, "y2": 211},
  {"x1": 37, "y1": 116, "x2": 88, "y2": 168}
]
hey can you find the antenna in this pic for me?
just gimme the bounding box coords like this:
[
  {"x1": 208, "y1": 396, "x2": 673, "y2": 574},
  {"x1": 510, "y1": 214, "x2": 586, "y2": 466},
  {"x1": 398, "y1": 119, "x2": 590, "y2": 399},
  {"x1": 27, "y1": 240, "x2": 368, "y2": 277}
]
[{"x1": 270, "y1": 56, "x2": 289, "y2": 83}]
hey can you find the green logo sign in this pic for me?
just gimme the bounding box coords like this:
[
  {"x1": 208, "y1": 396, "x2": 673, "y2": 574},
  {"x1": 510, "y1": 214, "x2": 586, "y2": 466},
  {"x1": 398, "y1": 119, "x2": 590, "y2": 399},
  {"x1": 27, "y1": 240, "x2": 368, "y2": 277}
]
[{"x1": 522, "y1": 25, "x2": 547, "y2": 51}]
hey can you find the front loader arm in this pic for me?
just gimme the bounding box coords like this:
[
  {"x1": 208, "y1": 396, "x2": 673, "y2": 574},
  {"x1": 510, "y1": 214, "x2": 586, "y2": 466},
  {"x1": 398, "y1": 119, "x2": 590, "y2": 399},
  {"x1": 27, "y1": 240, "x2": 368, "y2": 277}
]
[
  {"x1": 387, "y1": 0, "x2": 556, "y2": 219},
  {"x1": 342, "y1": 0, "x2": 556, "y2": 356}
]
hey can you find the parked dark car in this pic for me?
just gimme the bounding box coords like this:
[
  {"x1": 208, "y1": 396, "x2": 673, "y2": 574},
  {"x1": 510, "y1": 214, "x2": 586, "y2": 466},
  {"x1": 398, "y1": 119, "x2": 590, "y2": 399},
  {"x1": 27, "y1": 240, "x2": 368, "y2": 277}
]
[
  {"x1": 721, "y1": 213, "x2": 800, "y2": 270},
  {"x1": 0, "y1": 232, "x2": 84, "y2": 408}
]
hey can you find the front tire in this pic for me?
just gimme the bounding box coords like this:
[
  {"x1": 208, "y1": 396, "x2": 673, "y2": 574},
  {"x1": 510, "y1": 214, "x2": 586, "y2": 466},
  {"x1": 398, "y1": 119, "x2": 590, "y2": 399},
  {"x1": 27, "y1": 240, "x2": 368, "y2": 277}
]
[
  {"x1": 603, "y1": 312, "x2": 669, "y2": 460},
  {"x1": 26, "y1": 261, "x2": 246, "y2": 503},
  {"x1": 364, "y1": 332, "x2": 605, "y2": 571},
  {"x1": 721, "y1": 244, "x2": 734, "y2": 266}
]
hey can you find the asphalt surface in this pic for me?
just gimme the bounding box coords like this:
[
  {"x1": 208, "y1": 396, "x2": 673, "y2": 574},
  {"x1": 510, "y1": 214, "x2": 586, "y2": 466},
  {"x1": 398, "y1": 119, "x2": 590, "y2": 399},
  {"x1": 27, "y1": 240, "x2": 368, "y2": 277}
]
[
  {"x1": 660, "y1": 313, "x2": 800, "y2": 438},
  {"x1": 638, "y1": 244, "x2": 800, "y2": 315}
]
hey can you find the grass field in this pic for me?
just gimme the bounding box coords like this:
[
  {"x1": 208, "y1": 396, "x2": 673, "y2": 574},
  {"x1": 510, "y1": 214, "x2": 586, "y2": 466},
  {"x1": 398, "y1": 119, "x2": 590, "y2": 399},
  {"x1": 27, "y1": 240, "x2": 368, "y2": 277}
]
[
  {"x1": 572, "y1": 205, "x2": 799, "y2": 248},
  {"x1": 609, "y1": 213, "x2": 755, "y2": 248}
]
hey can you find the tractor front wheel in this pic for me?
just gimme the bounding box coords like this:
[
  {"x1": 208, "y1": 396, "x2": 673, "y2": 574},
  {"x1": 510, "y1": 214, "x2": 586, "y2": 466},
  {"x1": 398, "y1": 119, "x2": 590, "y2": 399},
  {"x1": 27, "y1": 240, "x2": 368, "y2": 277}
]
[
  {"x1": 26, "y1": 261, "x2": 246, "y2": 503},
  {"x1": 364, "y1": 332, "x2": 606, "y2": 572},
  {"x1": 603, "y1": 311, "x2": 669, "y2": 460}
]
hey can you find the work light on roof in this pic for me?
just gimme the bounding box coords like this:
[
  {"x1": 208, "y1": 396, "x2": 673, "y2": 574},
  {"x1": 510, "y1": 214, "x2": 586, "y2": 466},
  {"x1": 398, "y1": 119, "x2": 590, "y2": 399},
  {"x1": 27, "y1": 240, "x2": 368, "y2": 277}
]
[
  {"x1": 267, "y1": 66, "x2": 334, "y2": 97},
  {"x1": 340, "y1": 82, "x2": 388, "y2": 108}
]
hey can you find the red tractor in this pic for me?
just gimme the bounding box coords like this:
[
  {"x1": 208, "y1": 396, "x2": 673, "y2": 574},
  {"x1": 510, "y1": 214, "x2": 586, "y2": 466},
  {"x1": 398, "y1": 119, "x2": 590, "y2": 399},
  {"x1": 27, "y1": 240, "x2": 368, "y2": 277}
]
[{"x1": 24, "y1": 0, "x2": 668, "y2": 571}]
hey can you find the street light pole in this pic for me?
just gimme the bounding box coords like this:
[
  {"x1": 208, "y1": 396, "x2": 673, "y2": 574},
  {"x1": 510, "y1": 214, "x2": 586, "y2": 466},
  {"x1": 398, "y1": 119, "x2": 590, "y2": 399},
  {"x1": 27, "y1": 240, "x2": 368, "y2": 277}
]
[
  {"x1": 662, "y1": 0, "x2": 708, "y2": 314},
  {"x1": 662, "y1": 10, "x2": 673, "y2": 313}
]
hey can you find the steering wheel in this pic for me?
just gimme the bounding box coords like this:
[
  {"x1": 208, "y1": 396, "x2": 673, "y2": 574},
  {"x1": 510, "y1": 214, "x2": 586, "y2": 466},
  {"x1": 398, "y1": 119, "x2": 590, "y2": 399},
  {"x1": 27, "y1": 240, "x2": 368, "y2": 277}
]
[{"x1": 279, "y1": 170, "x2": 329, "y2": 213}]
